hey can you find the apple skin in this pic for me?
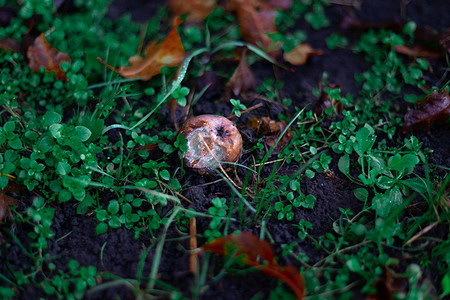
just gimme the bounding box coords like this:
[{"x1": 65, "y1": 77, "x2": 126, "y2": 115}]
[{"x1": 181, "y1": 115, "x2": 243, "y2": 174}]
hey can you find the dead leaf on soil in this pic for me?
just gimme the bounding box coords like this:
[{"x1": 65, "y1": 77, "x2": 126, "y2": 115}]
[
  {"x1": 226, "y1": 48, "x2": 257, "y2": 96},
  {"x1": 0, "y1": 191, "x2": 17, "y2": 223},
  {"x1": 366, "y1": 268, "x2": 396, "y2": 300},
  {"x1": 248, "y1": 116, "x2": 293, "y2": 154},
  {"x1": 394, "y1": 44, "x2": 443, "y2": 60},
  {"x1": 402, "y1": 88, "x2": 450, "y2": 132},
  {"x1": 0, "y1": 174, "x2": 20, "y2": 224},
  {"x1": 283, "y1": 43, "x2": 323, "y2": 66},
  {"x1": 0, "y1": 38, "x2": 20, "y2": 52},
  {"x1": 229, "y1": 0, "x2": 281, "y2": 56},
  {"x1": 27, "y1": 34, "x2": 71, "y2": 81},
  {"x1": 313, "y1": 83, "x2": 344, "y2": 115},
  {"x1": 201, "y1": 231, "x2": 305, "y2": 300},
  {"x1": 99, "y1": 17, "x2": 185, "y2": 81},
  {"x1": 167, "y1": 0, "x2": 216, "y2": 22}
]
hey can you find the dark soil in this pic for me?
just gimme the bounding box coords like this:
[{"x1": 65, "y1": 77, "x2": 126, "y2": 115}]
[{"x1": 1, "y1": 0, "x2": 449, "y2": 299}]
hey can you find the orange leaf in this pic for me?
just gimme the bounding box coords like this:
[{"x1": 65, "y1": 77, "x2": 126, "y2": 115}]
[
  {"x1": 230, "y1": 0, "x2": 280, "y2": 56},
  {"x1": 201, "y1": 232, "x2": 305, "y2": 299},
  {"x1": 402, "y1": 88, "x2": 450, "y2": 132},
  {"x1": 27, "y1": 34, "x2": 71, "y2": 81},
  {"x1": 114, "y1": 17, "x2": 185, "y2": 81},
  {"x1": 283, "y1": 43, "x2": 323, "y2": 66},
  {"x1": 226, "y1": 48, "x2": 257, "y2": 96},
  {"x1": 167, "y1": 0, "x2": 216, "y2": 22}
]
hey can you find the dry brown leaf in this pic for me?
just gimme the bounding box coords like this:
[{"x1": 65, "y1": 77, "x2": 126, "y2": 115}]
[
  {"x1": 248, "y1": 116, "x2": 293, "y2": 154},
  {"x1": 201, "y1": 232, "x2": 305, "y2": 299},
  {"x1": 402, "y1": 88, "x2": 450, "y2": 132},
  {"x1": 0, "y1": 38, "x2": 20, "y2": 52},
  {"x1": 167, "y1": 0, "x2": 216, "y2": 22},
  {"x1": 230, "y1": 0, "x2": 281, "y2": 56},
  {"x1": 283, "y1": 43, "x2": 323, "y2": 65},
  {"x1": 101, "y1": 17, "x2": 185, "y2": 81},
  {"x1": 27, "y1": 33, "x2": 71, "y2": 80},
  {"x1": 0, "y1": 191, "x2": 17, "y2": 223},
  {"x1": 226, "y1": 48, "x2": 257, "y2": 96},
  {"x1": 313, "y1": 83, "x2": 344, "y2": 115},
  {"x1": 394, "y1": 44, "x2": 442, "y2": 60}
]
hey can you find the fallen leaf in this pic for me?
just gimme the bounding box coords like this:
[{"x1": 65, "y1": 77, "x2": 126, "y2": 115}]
[
  {"x1": 226, "y1": 48, "x2": 257, "y2": 96},
  {"x1": 248, "y1": 116, "x2": 293, "y2": 154},
  {"x1": 0, "y1": 191, "x2": 16, "y2": 223},
  {"x1": 0, "y1": 38, "x2": 20, "y2": 52},
  {"x1": 402, "y1": 88, "x2": 450, "y2": 132},
  {"x1": 283, "y1": 43, "x2": 323, "y2": 66},
  {"x1": 167, "y1": 0, "x2": 216, "y2": 22},
  {"x1": 27, "y1": 34, "x2": 71, "y2": 81},
  {"x1": 100, "y1": 17, "x2": 185, "y2": 81},
  {"x1": 201, "y1": 232, "x2": 305, "y2": 299},
  {"x1": 394, "y1": 44, "x2": 442, "y2": 60},
  {"x1": 229, "y1": 0, "x2": 281, "y2": 56},
  {"x1": 366, "y1": 268, "x2": 396, "y2": 300},
  {"x1": 135, "y1": 143, "x2": 160, "y2": 151},
  {"x1": 313, "y1": 83, "x2": 344, "y2": 115}
]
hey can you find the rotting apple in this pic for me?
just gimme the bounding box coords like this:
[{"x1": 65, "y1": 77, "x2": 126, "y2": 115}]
[{"x1": 181, "y1": 115, "x2": 243, "y2": 174}]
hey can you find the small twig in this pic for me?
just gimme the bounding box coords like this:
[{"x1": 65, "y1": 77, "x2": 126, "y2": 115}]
[
  {"x1": 227, "y1": 102, "x2": 263, "y2": 119},
  {"x1": 2, "y1": 105, "x2": 42, "y2": 135},
  {"x1": 404, "y1": 202, "x2": 443, "y2": 246},
  {"x1": 182, "y1": 178, "x2": 225, "y2": 191},
  {"x1": 158, "y1": 180, "x2": 193, "y2": 204},
  {"x1": 297, "y1": 120, "x2": 315, "y2": 125},
  {"x1": 313, "y1": 113, "x2": 319, "y2": 123},
  {"x1": 246, "y1": 92, "x2": 289, "y2": 110},
  {"x1": 233, "y1": 167, "x2": 243, "y2": 185},
  {"x1": 374, "y1": 121, "x2": 391, "y2": 127},
  {"x1": 189, "y1": 217, "x2": 198, "y2": 274},
  {"x1": 253, "y1": 145, "x2": 328, "y2": 167},
  {"x1": 403, "y1": 220, "x2": 440, "y2": 246}
]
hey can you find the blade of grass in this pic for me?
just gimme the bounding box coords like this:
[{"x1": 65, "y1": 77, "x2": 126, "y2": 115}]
[
  {"x1": 217, "y1": 171, "x2": 256, "y2": 214},
  {"x1": 130, "y1": 48, "x2": 208, "y2": 130},
  {"x1": 257, "y1": 107, "x2": 307, "y2": 182},
  {"x1": 147, "y1": 206, "x2": 181, "y2": 292},
  {"x1": 211, "y1": 41, "x2": 282, "y2": 68},
  {"x1": 254, "y1": 152, "x2": 321, "y2": 222},
  {"x1": 123, "y1": 186, "x2": 181, "y2": 205}
]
